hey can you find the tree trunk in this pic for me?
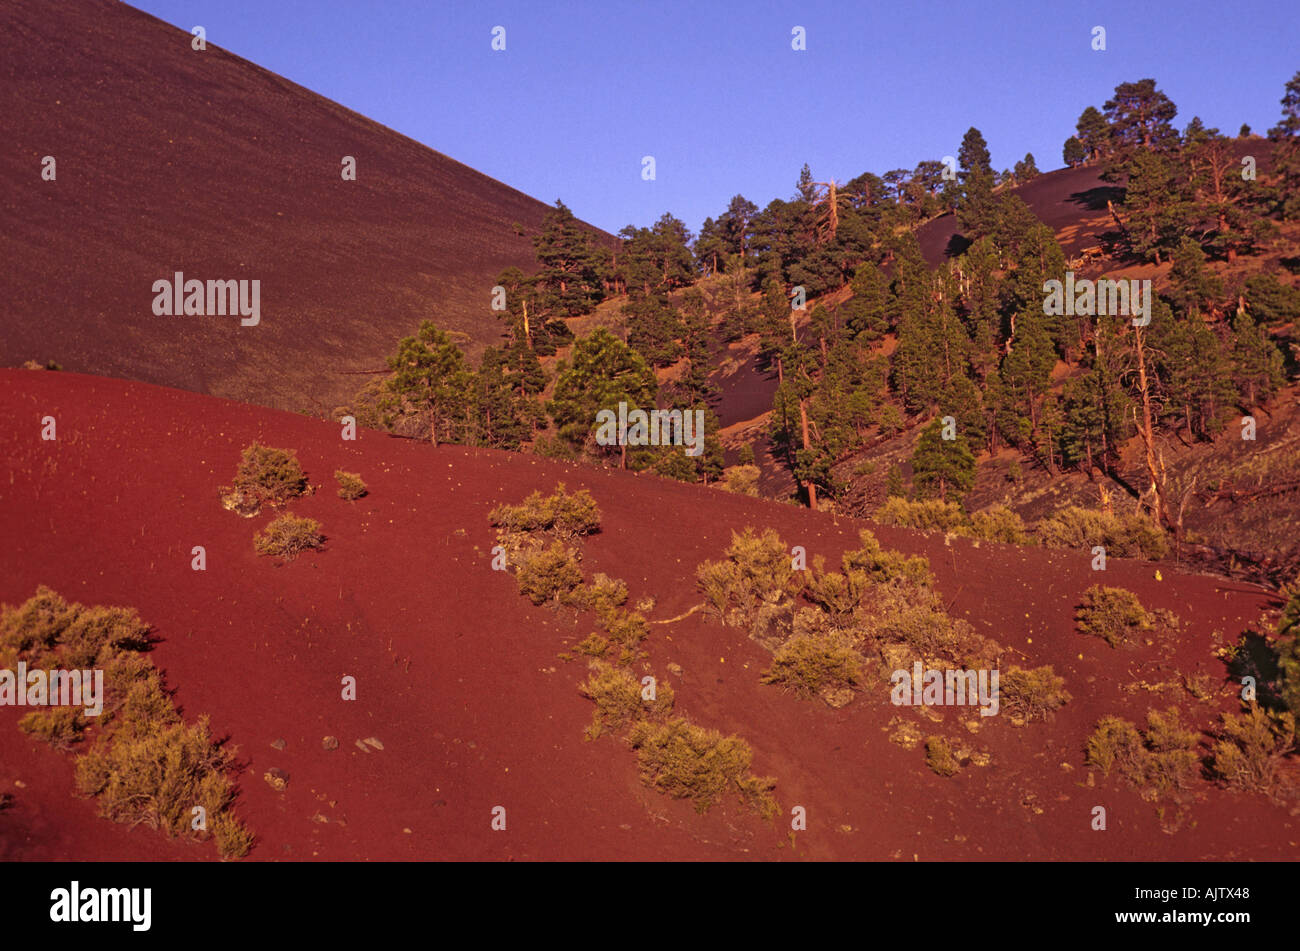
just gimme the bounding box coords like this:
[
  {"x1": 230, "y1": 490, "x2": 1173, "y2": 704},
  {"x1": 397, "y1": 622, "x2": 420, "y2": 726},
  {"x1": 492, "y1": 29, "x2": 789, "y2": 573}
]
[
  {"x1": 1132, "y1": 325, "x2": 1167, "y2": 525},
  {"x1": 799, "y1": 397, "x2": 818, "y2": 511}
]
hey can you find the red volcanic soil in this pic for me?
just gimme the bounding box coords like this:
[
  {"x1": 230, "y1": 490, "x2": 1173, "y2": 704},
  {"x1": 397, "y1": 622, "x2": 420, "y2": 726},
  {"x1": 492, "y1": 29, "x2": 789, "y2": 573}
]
[
  {"x1": 1, "y1": 369, "x2": 1297, "y2": 861},
  {"x1": 0, "y1": 0, "x2": 607, "y2": 414}
]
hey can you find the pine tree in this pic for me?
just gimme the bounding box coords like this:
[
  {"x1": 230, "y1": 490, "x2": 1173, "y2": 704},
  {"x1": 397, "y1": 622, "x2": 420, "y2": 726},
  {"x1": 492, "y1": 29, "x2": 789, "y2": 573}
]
[
  {"x1": 532, "y1": 200, "x2": 609, "y2": 316},
  {"x1": 1184, "y1": 124, "x2": 1273, "y2": 260},
  {"x1": 1013, "y1": 153, "x2": 1040, "y2": 182},
  {"x1": 1063, "y1": 136, "x2": 1087, "y2": 168},
  {"x1": 1167, "y1": 238, "x2": 1224, "y2": 315},
  {"x1": 694, "y1": 217, "x2": 727, "y2": 275},
  {"x1": 1062, "y1": 313, "x2": 1134, "y2": 474},
  {"x1": 955, "y1": 237, "x2": 1004, "y2": 384},
  {"x1": 548, "y1": 329, "x2": 659, "y2": 466},
  {"x1": 623, "y1": 294, "x2": 684, "y2": 367},
  {"x1": 1268, "y1": 70, "x2": 1300, "y2": 220},
  {"x1": 996, "y1": 307, "x2": 1057, "y2": 467},
  {"x1": 1229, "y1": 309, "x2": 1285, "y2": 407},
  {"x1": 911, "y1": 419, "x2": 976, "y2": 502},
  {"x1": 385, "y1": 322, "x2": 475, "y2": 446},
  {"x1": 1075, "y1": 106, "x2": 1112, "y2": 163},
  {"x1": 1104, "y1": 79, "x2": 1179, "y2": 154},
  {"x1": 1119, "y1": 150, "x2": 1194, "y2": 263},
  {"x1": 473, "y1": 347, "x2": 531, "y2": 450},
  {"x1": 957, "y1": 127, "x2": 996, "y2": 234},
  {"x1": 842, "y1": 261, "x2": 891, "y2": 342},
  {"x1": 1157, "y1": 314, "x2": 1235, "y2": 439},
  {"x1": 617, "y1": 213, "x2": 696, "y2": 297},
  {"x1": 719, "y1": 194, "x2": 760, "y2": 261}
]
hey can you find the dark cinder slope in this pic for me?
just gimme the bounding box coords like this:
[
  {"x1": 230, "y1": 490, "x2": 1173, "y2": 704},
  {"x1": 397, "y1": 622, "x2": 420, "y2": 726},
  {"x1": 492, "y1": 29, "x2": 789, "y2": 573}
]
[{"x1": 0, "y1": 0, "x2": 600, "y2": 412}]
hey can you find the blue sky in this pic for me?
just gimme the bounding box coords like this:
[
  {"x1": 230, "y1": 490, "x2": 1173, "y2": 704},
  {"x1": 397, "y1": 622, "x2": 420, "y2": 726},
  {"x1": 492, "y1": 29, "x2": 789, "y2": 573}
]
[{"x1": 133, "y1": 0, "x2": 1299, "y2": 235}]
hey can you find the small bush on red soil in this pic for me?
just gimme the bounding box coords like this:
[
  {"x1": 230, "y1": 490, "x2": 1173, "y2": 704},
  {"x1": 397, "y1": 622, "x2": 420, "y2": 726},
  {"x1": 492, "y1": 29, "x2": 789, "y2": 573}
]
[
  {"x1": 696, "y1": 527, "x2": 803, "y2": 624},
  {"x1": 19, "y1": 707, "x2": 86, "y2": 750},
  {"x1": 1037, "y1": 506, "x2": 1168, "y2": 559},
  {"x1": 1000, "y1": 665, "x2": 1072, "y2": 722},
  {"x1": 874, "y1": 497, "x2": 971, "y2": 535},
  {"x1": 578, "y1": 661, "x2": 674, "y2": 740},
  {"x1": 489, "y1": 483, "x2": 601, "y2": 538},
  {"x1": 334, "y1": 470, "x2": 367, "y2": 501},
  {"x1": 762, "y1": 633, "x2": 864, "y2": 706},
  {"x1": 254, "y1": 513, "x2": 324, "y2": 560},
  {"x1": 925, "y1": 736, "x2": 962, "y2": 776},
  {"x1": 720, "y1": 464, "x2": 760, "y2": 497},
  {"x1": 970, "y1": 505, "x2": 1030, "y2": 545},
  {"x1": 1, "y1": 589, "x2": 254, "y2": 859},
  {"x1": 74, "y1": 715, "x2": 241, "y2": 840},
  {"x1": 1075, "y1": 585, "x2": 1156, "y2": 647},
  {"x1": 567, "y1": 573, "x2": 628, "y2": 618},
  {"x1": 627, "y1": 717, "x2": 777, "y2": 818},
  {"x1": 1085, "y1": 707, "x2": 1200, "y2": 798},
  {"x1": 1206, "y1": 703, "x2": 1296, "y2": 796},
  {"x1": 220, "y1": 443, "x2": 309, "y2": 516},
  {"x1": 212, "y1": 812, "x2": 255, "y2": 861},
  {"x1": 514, "y1": 539, "x2": 584, "y2": 605}
]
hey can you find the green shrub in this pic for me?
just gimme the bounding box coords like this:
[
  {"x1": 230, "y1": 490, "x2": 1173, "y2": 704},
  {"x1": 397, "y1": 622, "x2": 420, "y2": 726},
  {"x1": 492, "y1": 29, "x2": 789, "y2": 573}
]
[
  {"x1": 19, "y1": 707, "x2": 86, "y2": 750},
  {"x1": 575, "y1": 633, "x2": 610, "y2": 658},
  {"x1": 1085, "y1": 708, "x2": 1199, "y2": 797},
  {"x1": 220, "y1": 443, "x2": 309, "y2": 516},
  {"x1": 334, "y1": 470, "x2": 367, "y2": 501},
  {"x1": 490, "y1": 483, "x2": 601, "y2": 538},
  {"x1": 925, "y1": 736, "x2": 962, "y2": 776},
  {"x1": 515, "y1": 539, "x2": 584, "y2": 605},
  {"x1": 1206, "y1": 704, "x2": 1296, "y2": 796},
  {"x1": 627, "y1": 717, "x2": 777, "y2": 818},
  {"x1": 213, "y1": 812, "x2": 255, "y2": 861},
  {"x1": 721, "y1": 464, "x2": 761, "y2": 497},
  {"x1": 859, "y1": 581, "x2": 1000, "y2": 669},
  {"x1": 1037, "y1": 506, "x2": 1168, "y2": 559},
  {"x1": 254, "y1": 513, "x2": 325, "y2": 560},
  {"x1": 1277, "y1": 578, "x2": 1300, "y2": 717},
  {"x1": 2, "y1": 589, "x2": 252, "y2": 859},
  {"x1": 601, "y1": 609, "x2": 649, "y2": 649},
  {"x1": 74, "y1": 715, "x2": 242, "y2": 838},
  {"x1": 61, "y1": 605, "x2": 151, "y2": 668},
  {"x1": 841, "y1": 530, "x2": 934, "y2": 587},
  {"x1": 761, "y1": 633, "x2": 863, "y2": 704},
  {"x1": 696, "y1": 527, "x2": 802, "y2": 625},
  {"x1": 874, "y1": 497, "x2": 971, "y2": 535},
  {"x1": 1137, "y1": 708, "x2": 1201, "y2": 795},
  {"x1": 569, "y1": 573, "x2": 629, "y2": 618},
  {"x1": 0, "y1": 586, "x2": 77, "y2": 654},
  {"x1": 579, "y1": 661, "x2": 674, "y2": 739},
  {"x1": 1075, "y1": 586, "x2": 1154, "y2": 647},
  {"x1": 1000, "y1": 665, "x2": 1071, "y2": 722},
  {"x1": 970, "y1": 505, "x2": 1030, "y2": 544},
  {"x1": 1085, "y1": 716, "x2": 1144, "y2": 776}
]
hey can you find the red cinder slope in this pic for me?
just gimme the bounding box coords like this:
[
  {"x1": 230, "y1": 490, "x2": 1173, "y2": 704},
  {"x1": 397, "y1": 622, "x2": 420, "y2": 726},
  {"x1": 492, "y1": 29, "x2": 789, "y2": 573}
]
[
  {"x1": 0, "y1": 0, "x2": 604, "y2": 413},
  {"x1": 0, "y1": 370, "x2": 1295, "y2": 861}
]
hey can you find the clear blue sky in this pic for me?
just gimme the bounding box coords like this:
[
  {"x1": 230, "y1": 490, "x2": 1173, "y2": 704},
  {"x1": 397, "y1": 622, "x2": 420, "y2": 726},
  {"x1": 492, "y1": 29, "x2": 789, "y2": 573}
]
[{"x1": 132, "y1": 0, "x2": 1298, "y2": 236}]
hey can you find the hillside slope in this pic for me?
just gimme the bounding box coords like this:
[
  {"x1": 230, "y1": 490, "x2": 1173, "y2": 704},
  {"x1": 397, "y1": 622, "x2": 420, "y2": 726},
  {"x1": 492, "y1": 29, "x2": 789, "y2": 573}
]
[
  {"x1": 0, "y1": 0, "x2": 605, "y2": 413},
  {"x1": 1, "y1": 369, "x2": 1295, "y2": 861}
]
